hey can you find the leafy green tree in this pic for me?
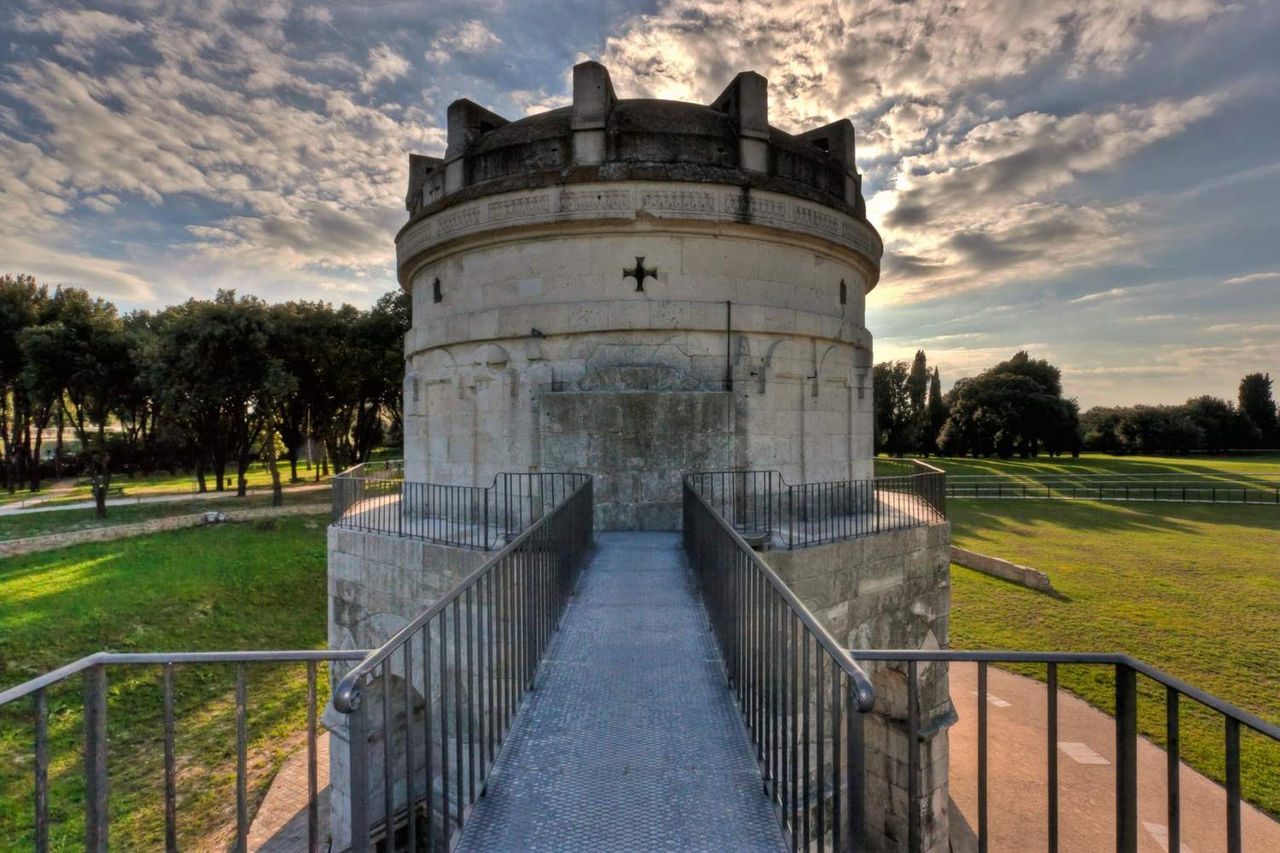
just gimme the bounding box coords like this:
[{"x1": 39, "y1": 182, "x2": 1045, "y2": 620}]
[
  {"x1": 873, "y1": 361, "x2": 913, "y2": 455},
  {"x1": 1239, "y1": 372, "x2": 1277, "y2": 446},
  {"x1": 21, "y1": 288, "x2": 133, "y2": 517},
  {"x1": 925, "y1": 368, "x2": 948, "y2": 455},
  {"x1": 937, "y1": 351, "x2": 1079, "y2": 458},
  {"x1": 0, "y1": 275, "x2": 49, "y2": 491}
]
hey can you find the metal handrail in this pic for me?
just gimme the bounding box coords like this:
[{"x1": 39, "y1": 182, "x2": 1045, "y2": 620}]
[
  {"x1": 683, "y1": 476, "x2": 876, "y2": 851},
  {"x1": 856, "y1": 649, "x2": 1280, "y2": 741},
  {"x1": 0, "y1": 649, "x2": 368, "y2": 706},
  {"x1": 684, "y1": 478, "x2": 876, "y2": 709},
  {"x1": 331, "y1": 476, "x2": 591, "y2": 712},
  {"x1": 854, "y1": 649, "x2": 1280, "y2": 853},
  {"x1": 331, "y1": 467, "x2": 591, "y2": 549},
  {"x1": 686, "y1": 466, "x2": 947, "y2": 549},
  {"x1": 331, "y1": 474, "x2": 594, "y2": 852},
  {"x1": 1, "y1": 648, "x2": 371, "y2": 852}
]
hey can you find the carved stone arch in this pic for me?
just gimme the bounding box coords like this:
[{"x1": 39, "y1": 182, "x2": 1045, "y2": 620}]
[
  {"x1": 478, "y1": 342, "x2": 511, "y2": 369},
  {"x1": 816, "y1": 343, "x2": 853, "y2": 387},
  {"x1": 763, "y1": 338, "x2": 806, "y2": 382}
]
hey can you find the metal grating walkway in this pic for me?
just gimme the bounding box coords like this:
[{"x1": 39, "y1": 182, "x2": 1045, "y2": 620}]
[{"x1": 456, "y1": 532, "x2": 786, "y2": 852}]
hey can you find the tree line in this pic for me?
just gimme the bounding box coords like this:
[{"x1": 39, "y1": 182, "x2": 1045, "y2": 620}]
[
  {"x1": 0, "y1": 274, "x2": 408, "y2": 516},
  {"x1": 875, "y1": 349, "x2": 1278, "y2": 459}
]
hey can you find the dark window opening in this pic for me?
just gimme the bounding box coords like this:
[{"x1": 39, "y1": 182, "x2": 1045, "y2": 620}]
[
  {"x1": 839, "y1": 279, "x2": 847, "y2": 305},
  {"x1": 432, "y1": 278, "x2": 443, "y2": 303}
]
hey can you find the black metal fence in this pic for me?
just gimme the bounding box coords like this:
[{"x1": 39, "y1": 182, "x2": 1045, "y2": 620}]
[
  {"x1": 686, "y1": 460, "x2": 946, "y2": 549},
  {"x1": 331, "y1": 474, "x2": 593, "y2": 852},
  {"x1": 331, "y1": 462, "x2": 591, "y2": 549},
  {"x1": 0, "y1": 650, "x2": 370, "y2": 852},
  {"x1": 856, "y1": 650, "x2": 1280, "y2": 853},
  {"x1": 947, "y1": 478, "x2": 1280, "y2": 504},
  {"x1": 683, "y1": 478, "x2": 877, "y2": 852}
]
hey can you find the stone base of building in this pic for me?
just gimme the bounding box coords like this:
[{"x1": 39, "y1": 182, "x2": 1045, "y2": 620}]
[
  {"x1": 766, "y1": 522, "x2": 952, "y2": 853},
  {"x1": 325, "y1": 527, "x2": 493, "y2": 850}
]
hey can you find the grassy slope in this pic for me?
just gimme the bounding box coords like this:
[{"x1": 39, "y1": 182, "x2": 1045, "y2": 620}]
[
  {"x1": 0, "y1": 492, "x2": 331, "y2": 541},
  {"x1": 947, "y1": 498, "x2": 1280, "y2": 814},
  {"x1": 0, "y1": 515, "x2": 330, "y2": 850}
]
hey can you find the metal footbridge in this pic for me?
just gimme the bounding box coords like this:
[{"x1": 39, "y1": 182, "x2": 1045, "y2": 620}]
[{"x1": 456, "y1": 532, "x2": 786, "y2": 852}]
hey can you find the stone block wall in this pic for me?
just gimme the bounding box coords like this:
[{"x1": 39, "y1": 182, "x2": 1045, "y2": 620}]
[
  {"x1": 766, "y1": 522, "x2": 952, "y2": 853},
  {"x1": 541, "y1": 388, "x2": 733, "y2": 530}
]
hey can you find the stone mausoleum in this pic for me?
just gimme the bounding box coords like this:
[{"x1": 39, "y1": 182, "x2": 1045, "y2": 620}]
[
  {"x1": 398, "y1": 61, "x2": 879, "y2": 530},
  {"x1": 329, "y1": 62, "x2": 952, "y2": 853}
]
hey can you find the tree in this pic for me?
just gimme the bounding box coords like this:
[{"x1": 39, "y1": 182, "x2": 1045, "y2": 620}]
[
  {"x1": 873, "y1": 361, "x2": 913, "y2": 455},
  {"x1": 151, "y1": 292, "x2": 293, "y2": 496},
  {"x1": 21, "y1": 287, "x2": 133, "y2": 517},
  {"x1": 0, "y1": 275, "x2": 49, "y2": 492},
  {"x1": 1239, "y1": 373, "x2": 1277, "y2": 447},
  {"x1": 925, "y1": 368, "x2": 948, "y2": 455},
  {"x1": 937, "y1": 351, "x2": 1079, "y2": 458}
]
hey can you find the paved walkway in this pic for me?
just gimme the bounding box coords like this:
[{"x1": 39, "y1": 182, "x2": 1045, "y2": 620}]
[
  {"x1": 0, "y1": 483, "x2": 328, "y2": 516},
  {"x1": 949, "y1": 664, "x2": 1280, "y2": 852},
  {"x1": 457, "y1": 532, "x2": 785, "y2": 853}
]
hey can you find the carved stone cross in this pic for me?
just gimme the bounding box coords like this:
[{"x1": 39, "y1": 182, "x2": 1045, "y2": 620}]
[{"x1": 622, "y1": 256, "x2": 657, "y2": 292}]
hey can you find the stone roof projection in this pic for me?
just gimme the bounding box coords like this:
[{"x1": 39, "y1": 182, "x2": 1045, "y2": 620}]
[{"x1": 404, "y1": 62, "x2": 870, "y2": 225}]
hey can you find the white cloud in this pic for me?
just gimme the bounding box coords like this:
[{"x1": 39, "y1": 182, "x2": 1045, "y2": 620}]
[
  {"x1": 361, "y1": 44, "x2": 410, "y2": 94},
  {"x1": 425, "y1": 20, "x2": 502, "y2": 65},
  {"x1": 1223, "y1": 271, "x2": 1280, "y2": 286}
]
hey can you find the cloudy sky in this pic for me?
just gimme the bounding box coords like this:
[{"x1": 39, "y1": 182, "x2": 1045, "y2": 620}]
[{"x1": 2, "y1": 0, "x2": 1278, "y2": 407}]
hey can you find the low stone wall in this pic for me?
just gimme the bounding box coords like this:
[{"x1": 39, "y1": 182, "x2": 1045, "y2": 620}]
[
  {"x1": 950, "y1": 546, "x2": 1053, "y2": 593},
  {"x1": 0, "y1": 504, "x2": 330, "y2": 558}
]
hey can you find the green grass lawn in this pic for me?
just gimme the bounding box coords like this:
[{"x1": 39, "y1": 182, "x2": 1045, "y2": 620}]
[
  {"x1": 0, "y1": 515, "x2": 330, "y2": 850},
  {"x1": 947, "y1": 498, "x2": 1280, "y2": 815},
  {"x1": 0, "y1": 491, "x2": 332, "y2": 541},
  {"x1": 884, "y1": 452, "x2": 1280, "y2": 484}
]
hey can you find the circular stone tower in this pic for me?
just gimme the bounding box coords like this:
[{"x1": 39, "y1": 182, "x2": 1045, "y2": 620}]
[{"x1": 397, "y1": 62, "x2": 882, "y2": 530}]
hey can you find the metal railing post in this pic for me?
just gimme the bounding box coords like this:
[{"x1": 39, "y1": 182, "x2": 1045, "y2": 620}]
[
  {"x1": 844, "y1": 688, "x2": 866, "y2": 853},
  {"x1": 84, "y1": 664, "x2": 109, "y2": 853},
  {"x1": 348, "y1": 691, "x2": 369, "y2": 853},
  {"x1": 34, "y1": 689, "x2": 49, "y2": 853},
  {"x1": 1226, "y1": 718, "x2": 1242, "y2": 853},
  {"x1": 1115, "y1": 663, "x2": 1138, "y2": 853}
]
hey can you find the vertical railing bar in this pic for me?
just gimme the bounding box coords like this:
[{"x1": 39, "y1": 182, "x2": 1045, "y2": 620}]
[
  {"x1": 1115, "y1": 663, "x2": 1138, "y2": 853},
  {"x1": 832, "y1": 661, "x2": 842, "y2": 853},
  {"x1": 84, "y1": 663, "x2": 108, "y2": 853},
  {"x1": 381, "y1": 659, "x2": 393, "y2": 842},
  {"x1": 163, "y1": 664, "x2": 178, "y2": 853},
  {"x1": 453, "y1": 599, "x2": 464, "y2": 829},
  {"x1": 1226, "y1": 717, "x2": 1242, "y2": 853},
  {"x1": 236, "y1": 664, "x2": 248, "y2": 853},
  {"x1": 817, "y1": 650, "x2": 826, "y2": 853},
  {"x1": 349, "y1": 690, "x2": 370, "y2": 853},
  {"x1": 466, "y1": 585, "x2": 477, "y2": 805},
  {"x1": 845, "y1": 685, "x2": 866, "y2": 853},
  {"x1": 33, "y1": 688, "x2": 49, "y2": 853},
  {"x1": 403, "y1": 643, "x2": 417, "y2": 853},
  {"x1": 306, "y1": 662, "x2": 319, "y2": 853},
  {"x1": 910, "y1": 658, "x2": 923, "y2": 853},
  {"x1": 1166, "y1": 686, "x2": 1179, "y2": 853},
  {"x1": 1047, "y1": 661, "x2": 1059, "y2": 853},
  {"x1": 803, "y1": 632, "x2": 811, "y2": 845},
  {"x1": 487, "y1": 570, "x2": 497, "y2": 774},
  {"x1": 423, "y1": 624, "x2": 434, "y2": 849},
  {"x1": 439, "y1": 608, "x2": 451, "y2": 842}
]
